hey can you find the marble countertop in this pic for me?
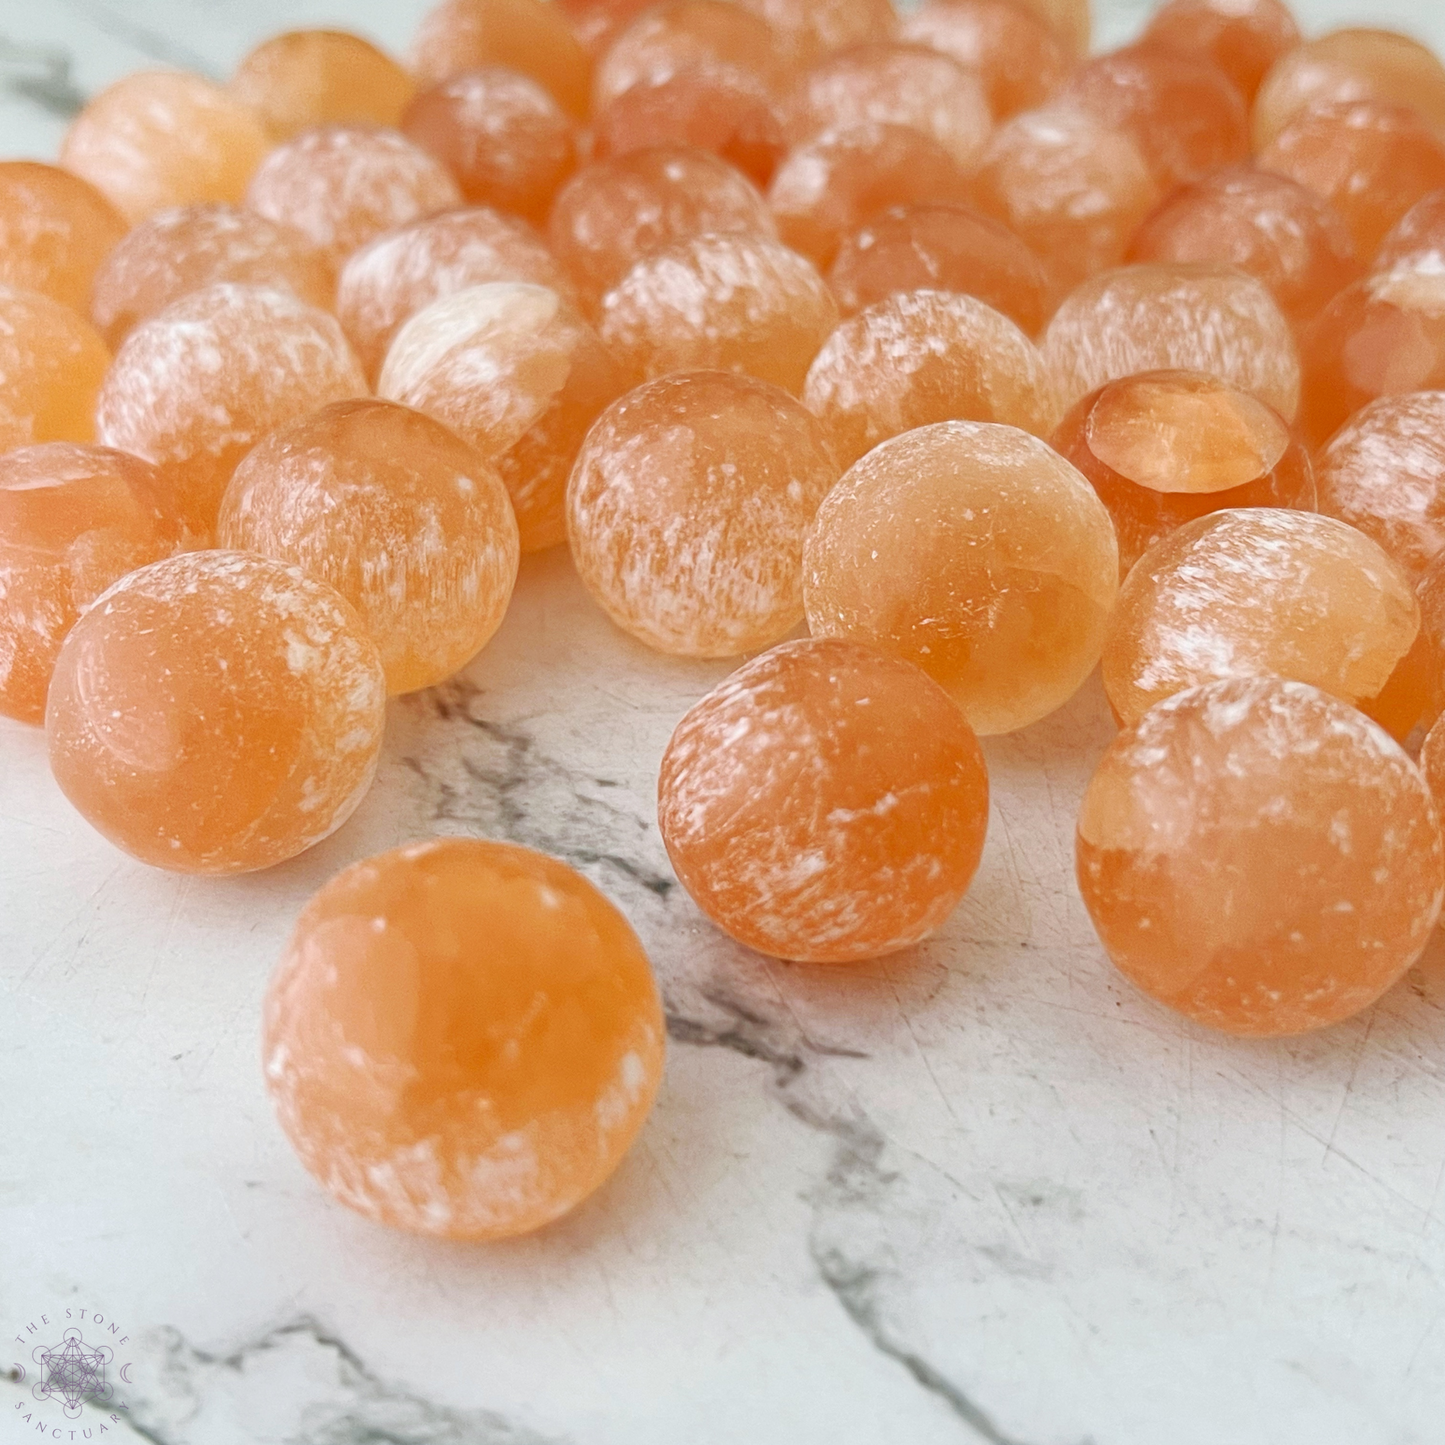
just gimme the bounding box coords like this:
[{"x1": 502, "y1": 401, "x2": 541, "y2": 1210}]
[{"x1": 5, "y1": 2, "x2": 1445, "y2": 1442}]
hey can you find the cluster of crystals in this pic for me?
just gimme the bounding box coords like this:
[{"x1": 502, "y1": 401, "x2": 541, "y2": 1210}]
[{"x1": 8, "y1": 0, "x2": 1445, "y2": 1240}]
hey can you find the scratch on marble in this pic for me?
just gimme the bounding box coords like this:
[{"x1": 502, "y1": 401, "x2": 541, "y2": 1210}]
[{"x1": 0, "y1": 36, "x2": 86, "y2": 116}]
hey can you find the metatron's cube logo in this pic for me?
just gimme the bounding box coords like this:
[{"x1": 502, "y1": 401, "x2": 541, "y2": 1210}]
[{"x1": 31, "y1": 1327, "x2": 114, "y2": 1419}]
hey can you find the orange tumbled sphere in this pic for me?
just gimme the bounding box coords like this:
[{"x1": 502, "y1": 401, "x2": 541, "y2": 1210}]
[
  {"x1": 336, "y1": 208, "x2": 573, "y2": 381},
  {"x1": 0, "y1": 163, "x2": 126, "y2": 315},
  {"x1": 218, "y1": 400, "x2": 519, "y2": 694},
  {"x1": 594, "y1": 0, "x2": 784, "y2": 113},
  {"x1": 1314, "y1": 390, "x2": 1445, "y2": 579},
  {"x1": 89, "y1": 204, "x2": 335, "y2": 351},
  {"x1": 263, "y1": 836, "x2": 664, "y2": 1239},
  {"x1": 1415, "y1": 548, "x2": 1445, "y2": 721},
  {"x1": 549, "y1": 147, "x2": 775, "y2": 307},
  {"x1": 1016, "y1": 0, "x2": 1089, "y2": 56},
  {"x1": 1258, "y1": 100, "x2": 1445, "y2": 260},
  {"x1": 412, "y1": 0, "x2": 594, "y2": 119},
  {"x1": 968, "y1": 106, "x2": 1161, "y2": 296},
  {"x1": 1127, "y1": 167, "x2": 1359, "y2": 336},
  {"x1": 658, "y1": 638, "x2": 989, "y2": 962},
  {"x1": 592, "y1": 66, "x2": 786, "y2": 186},
  {"x1": 732, "y1": 0, "x2": 895, "y2": 69},
  {"x1": 599, "y1": 232, "x2": 836, "y2": 395},
  {"x1": 829, "y1": 203, "x2": 1049, "y2": 333},
  {"x1": 1077, "y1": 676, "x2": 1444, "y2": 1037},
  {"x1": 1421, "y1": 712, "x2": 1445, "y2": 815},
  {"x1": 0, "y1": 444, "x2": 180, "y2": 725},
  {"x1": 0, "y1": 286, "x2": 110, "y2": 448},
  {"x1": 1060, "y1": 45, "x2": 1249, "y2": 193},
  {"x1": 1375, "y1": 189, "x2": 1445, "y2": 274},
  {"x1": 802, "y1": 290, "x2": 1059, "y2": 470},
  {"x1": 96, "y1": 284, "x2": 367, "y2": 540},
  {"x1": 60, "y1": 70, "x2": 269, "y2": 224},
  {"x1": 781, "y1": 42, "x2": 992, "y2": 170},
  {"x1": 900, "y1": 0, "x2": 1072, "y2": 120},
  {"x1": 568, "y1": 370, "x2": 838, "y2": 655},
  {"x1": 1253, "y1": 28, "x2": 1445, "y2": 150},
  {"x1": 1102, "y1": 509, "x2": 1428, "y2": 739},
  {"x1": 230, "y1": 29, "x2": 416, "y2": 140},
  {"x1": 1042, "y1": 262, "x2": 1300, "y2": 420},
  {"x1": 1139, "y1": 0, "x2": 1299, "y2": 102},
  {"x1": 245, "y1": 127, "x2": 462, "y2": 271},
  {"x1": 401, "y1": 68, "x2": 581, "y2": 225},
  {"x1": 1053, "y1": 371, "x2": 1313, "y2": 573},
  {"x1": 767, "y1": 122, "x2": 974, "y2": 271},
  {"x1": 803, "y1": 420, "x2": 1118, "y2": 734},
  {"x1": 47, "y1": 550, "x2": 385, "y2": 874},
  {"x1": 1296, "y1": 267, "x2": 1445, "y2": 452},
  {"x1": 380, "y1": 283, "x2": 633, "y2": 551}
]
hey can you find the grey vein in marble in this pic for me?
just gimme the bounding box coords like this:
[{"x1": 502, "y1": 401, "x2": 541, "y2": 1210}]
[{"x1": 0, "y1": 36, "x2": 86, "y2": 115}]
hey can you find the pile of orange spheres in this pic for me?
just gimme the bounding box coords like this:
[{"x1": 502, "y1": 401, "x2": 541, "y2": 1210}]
[{"x1": 5, "y1": 0, "x2": 1445, "y2": 1241}]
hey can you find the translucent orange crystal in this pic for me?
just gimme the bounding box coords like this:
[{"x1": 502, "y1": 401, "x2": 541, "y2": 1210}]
[
  {"x1": 89, "y1": 204, "x2": 335, "y2": 351},
  {"x1": 96, "y1": 284, "x2": 367, "y2": 540},
  {"x1": 828, "y1": 203, "x2": 1050, "y2": 334},
  {"x1": 1314, "y1": 390, "x2": 1445, "y2": 578},
  {"x1": 0, "y1": 443, "x2": 180, "y2": 724},
  {"x1": 567, "y1": 370, "x2": 838, "y2": 655},
  {"x1": 47, "y1": 550, "x2": 386, "y2": 874},
  {"x1": 230, "y1": 29, "x2": 416, "y2": 141},
  {"x1": 968, "y1": 106, "x2": 1161, "y2": 296},
  {"x1": 0, "y1": 286, "x2": 110, "y2": 449},
  {"x1": 1139, "y1": 0, "x2": 1299, "y2": 102},
  {"x1": 1077, "y1": 676, "x2": 1444, "y2": 1037},
  {"x1": 1253, "y1": 28, "x2": 1445, "y2": 150},
  {"x1": 411, "y1": 0, "x2": 594, "y2": 119},
  {"x1": 1060, "y1": 46, "x2": 1249, "y2": 193},
  {"x1": 0, "y1": 163, "x2": 127, "y2": 315},
  {"x1": 594, "y1": 0, "x2": 784, "y2": 113},
  {"x1": 336, "y1": 208, "x2": 574, "y2": 381},
  {"x1": 548, "y1": 147, "x2": 775, "y2": 307},
  {"x1": 599, "y1": 232, "x2": 836, "y2": 395},
  {"x1": 781, "y1": 42, "x2": 991, "y2": 169},
  {"x1": 1127, "y1": 167, "x2": 1359, "y2": 336},
  {"x1": 245, "y1": 126, "x2": 463, "y2": 272},
  {"x1": 60, "y1": 70, "x2": 269, "y2": 224},
  {"x1": 1053, "y1": 371, "x2": 1313, "y2": 573},
  {"x1": 802, "y1": 289, "x2": 1059, "y2": 469},
  {"x1": 732, "y1": 0, "x2": 896, "y2": 70},
  {"x1": 401, "y1": 68, "x2": 581, "y2": 225},
  {"x1": 263, "y1": 836, "x2": 664, "y2": 1239},
  {"x1": 767, "y1": 122, "x2": 974, "y2": 271},
  {"x1": 379, "y1": 283, "x2": 633, "y2": 552},
  {"x1": 803, "y1": 420, "x2": 1118, "y2": 734},
  {"x1": 1102, "y1": 508, "x2": 1428, "y2": 738},
  {"x1": 218, "y1": 400, "x2": 520, "y2": 694},
  {"x1": 1258, "y1": 100, "x2": 1445, "y2": 260},
  {"x1": 900, "y1": 0, "x2": 1072, "y2": 120},
  {"x1": 592, "y1": 66, "x2": 785, "y2": 185},
  {"x1": 658, "y1": 637, "x2": 989, "y2": 962},
  {"x1": 1041, "y1": 262, "x2": 1300, "y2": 421},
  {"x1": 1296, "y1": 267, "x2": 1445, "y2": 452},
  {"x1": 1375, "y1": 189, "x2": 1445, "y2": 275}
]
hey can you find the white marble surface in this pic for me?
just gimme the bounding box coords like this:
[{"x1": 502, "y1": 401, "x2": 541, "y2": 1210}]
[{"x1": 5, "y1": 2, "x2": 1445, "y2": 1442}]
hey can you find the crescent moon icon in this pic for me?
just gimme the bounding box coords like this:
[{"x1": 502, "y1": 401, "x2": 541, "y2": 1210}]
[
  {"x1": 10, "y1": 1363, "x2": 24, "y2": 1383},
  {"x1": 119, "y1": 1363, "x2": 133, "y2": 1385}
]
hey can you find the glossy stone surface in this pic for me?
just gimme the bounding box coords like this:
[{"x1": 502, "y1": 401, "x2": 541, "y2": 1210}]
[
  {"x1": 1077, "y1": 676, "x2": 1445, "y2": 1037},
  {"x1": 218, "y1": 399, "x2": 520, "y2": 694},
  {"x1": 46, "y1": 550, "x2": 386, "y2": 874},
  {"x1": 1140, "y1": 0, "x2": 1300, "y2": 101},
  {"x1": 733, "y1": 0, "x2": 896, "y2": 69},
  {"x1": 1102, "y1": 508, "x2": 1428, "y2": 738},
  {"x1": 1374, "y1": 188, "x2": 1445, "y2": 274},
  {"x1": 658, "y1": 638, "x2": 989, "y2": 962},
  {"x1": 0, "y1": 443, "x2": 180, "y2": 724},
  {"x1": 1053, "y1": 370, "x2": 1314, "y2": 572},
  {"x1": 803, "y1": 420, "x2": 1118, "y2": 734},
  {"x1": 598, "y1": 232, "x2": 836, "y2": 395},
  {"x1": 802, "y1": 289, "x2": 1059, "y2": 469},
  {"x1": 567, "y1": 370, "x2": 838, "y2": 656},
  {"x1": 0, "y1": 284, "x2": 110, "y2": 450}
]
